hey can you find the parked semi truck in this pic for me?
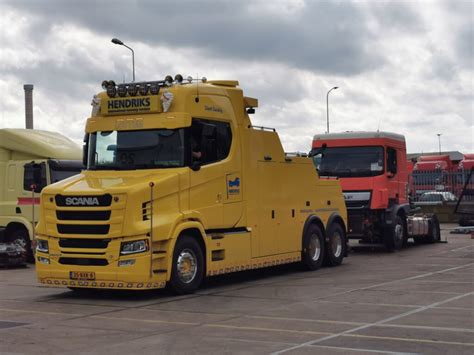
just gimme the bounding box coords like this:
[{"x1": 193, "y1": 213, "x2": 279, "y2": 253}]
[
  {"x1": 0, "y1": 128, "x2": 83, "y2": 260},
  {"x1": 311, "y1": 131, "x2": 440, "y2": 251},
  {"x1": 35, "y1": 76, "x2": 348, "y2": 294}
]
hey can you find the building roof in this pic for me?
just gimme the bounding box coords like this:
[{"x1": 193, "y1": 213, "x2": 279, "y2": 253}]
[{"x1": 0, "y1": 128, "x2": 81, "y2": 159}]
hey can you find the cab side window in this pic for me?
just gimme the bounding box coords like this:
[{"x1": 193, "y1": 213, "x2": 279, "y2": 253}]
[
  {"x1": 191, "y1": 119, "x2": 232, "y2": 165},
  {"x1": 386, "y1": 147, "x2": 397, "y2": 174},
  {"x1": 24, "y1": 162, "x2": 47, "y2": 192}
]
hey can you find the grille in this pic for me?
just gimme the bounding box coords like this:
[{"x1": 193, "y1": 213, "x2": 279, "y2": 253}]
[
  {"x1": 56, "y1": 210, "x2": 111, "y2": 221},
  {"x1": 55, "y1": 194, "x2": 112, "y2": 207},
  {"x1": 59, "y1": 257, "x2": 108, "y2": 266},
  {"x1": 345, "y1": 200, "x2": 370, "y2": 209},
  {"x1": 59, "y1": 238, "x2": 110, "y2": 249},
  {"x1": 57, "y1": 224, "x2": 110, "y2": 235}
]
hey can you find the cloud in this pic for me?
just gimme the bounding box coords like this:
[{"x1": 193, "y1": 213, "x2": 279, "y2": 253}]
[
  {"x1": 7, "y1": 0, "x2": 384, "y2": 75},
  {"x1": 0, "y1": 0, "x2": 472, "y2": 155}
]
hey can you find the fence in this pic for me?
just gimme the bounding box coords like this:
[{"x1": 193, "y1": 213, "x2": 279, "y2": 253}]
[{"x1": 409, "y1": 168, "x2": 474, "y2": 203}]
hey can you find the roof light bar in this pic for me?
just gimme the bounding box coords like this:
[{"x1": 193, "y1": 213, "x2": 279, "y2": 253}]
[{"x1": 101, "y1": 75, "x2": 209, "y2": 98}]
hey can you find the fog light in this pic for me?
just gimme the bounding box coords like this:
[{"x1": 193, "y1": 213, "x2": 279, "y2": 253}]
[
  {"x1": 149, "y1": 82, "x2": 160, "y2": 95},
  {"x1": 36, "y1": 239, "x2": 49, "y2": 253},
  {"x1": 139, "y1": 83, "x2": 149, "y2": 96},
  {"x1": 120, "y1": 239, "x2": 148, "y2": 255},
  {"x1": 118, "y1": 259, "x2": 136, "y2": 267},
  {"x1": 38, "y1": 256, "x2": 50, "y2": 264},
  {"x1": 127, "y1": 84, "x2": 139, "y2": 96},
  {"x1": 117, "y1": 84, "x2": 127, "y2": 97}
]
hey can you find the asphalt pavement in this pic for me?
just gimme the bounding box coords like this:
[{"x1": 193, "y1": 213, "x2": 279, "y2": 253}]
[{"x1": 0, "y1": 224, "x2": 472, "y2": 354}]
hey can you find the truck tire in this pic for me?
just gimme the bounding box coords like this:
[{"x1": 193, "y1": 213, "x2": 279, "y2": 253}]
[
  {"x1": 8, "y1": 228, "x2": 33, "y2": 263},
  {"x1": 301, "y1": 224, "x2": 325, "y2": 271},
  {"x1": 426, "y1": 215, "x2": 441, "y2": 243},
  {"x1": 169, "y1": 236, "x2": 204, "y2": 295},
  {"x1": 325, "y1": 223, "x2": 345, "y2": 266},
  {"x1": 384, "y1": 215, "x2": 405, "y2": 252}
]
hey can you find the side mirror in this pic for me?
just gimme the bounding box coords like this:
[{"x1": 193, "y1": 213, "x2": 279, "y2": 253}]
[
  {"x1": 191, "y1": 161, "x2": 201, "y2": 171},
  {"x1": 82, "y1": 144, "x2": 88, "y2": 167},
  {"x1": 82, "y1": 133, "x2": 89, "y2": 167},
  {"x1": 24, "y1": 162, "x2": 46, "y2": 193}
]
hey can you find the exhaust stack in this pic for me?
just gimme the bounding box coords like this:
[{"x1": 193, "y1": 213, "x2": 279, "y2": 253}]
[{"x1": 24, "y1": 84, "x2": 34, "y2": 129}]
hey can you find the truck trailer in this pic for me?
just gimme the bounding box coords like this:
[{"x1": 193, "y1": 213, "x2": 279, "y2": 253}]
[
  {"x1": 35, "y1": 76, "x2": 348, "y2": 294},
  {"x1": 312, "y1": 131, "x2": 440, "y2": 251},
  {"x1": 0, "y1": 128, "x2": 83, "y2": 260}
]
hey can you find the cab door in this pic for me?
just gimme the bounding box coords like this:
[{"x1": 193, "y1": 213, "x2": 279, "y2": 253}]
[
  {"x1": 189, "y1": 119, "x2": 236, "y2": 229},
  {"x1": 386, "y1": 147, "x2": 400, "y2": 201}
]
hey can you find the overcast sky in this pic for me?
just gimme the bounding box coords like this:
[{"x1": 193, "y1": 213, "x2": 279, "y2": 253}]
[{"x1": 0, "y1": 0, "x2": 472, "y2": 154}]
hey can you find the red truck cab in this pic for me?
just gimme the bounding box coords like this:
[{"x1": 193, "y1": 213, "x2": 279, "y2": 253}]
[{"x1": 311, "y1": 131, "x2": 439, "y2": 250}]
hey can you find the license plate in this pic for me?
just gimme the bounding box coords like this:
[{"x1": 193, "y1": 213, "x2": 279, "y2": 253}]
[{"x1": 69, "y1": 271, "x2": 95, "y2": 280}]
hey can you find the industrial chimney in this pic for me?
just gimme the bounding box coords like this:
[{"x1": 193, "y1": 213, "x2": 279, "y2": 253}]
[{"x1": 24, "y1": 84, "x2": 34, "y2": 129}]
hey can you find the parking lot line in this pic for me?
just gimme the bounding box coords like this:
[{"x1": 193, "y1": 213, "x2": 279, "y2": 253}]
[
  {"x1": 273, "y1": 289, "x2": 474, "y2": 354},
  {"x1": 90, "y1": 315, "x2": 197, "y2": 326},
  {"x1": 307, "y1": 344, "x2": 417, "y2": 354},
  {"x1": 0, "y1": 307, "x2": 83, "y2": 317}
]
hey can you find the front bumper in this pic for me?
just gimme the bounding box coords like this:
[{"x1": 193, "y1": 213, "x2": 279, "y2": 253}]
[{"x1": 36, "y1": 235, "x2": 168, "y2": 290}]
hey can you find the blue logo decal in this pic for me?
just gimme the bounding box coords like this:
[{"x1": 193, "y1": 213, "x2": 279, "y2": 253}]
[{"x1": 228, "y1": 177, "x2": 240, "y2": 187}]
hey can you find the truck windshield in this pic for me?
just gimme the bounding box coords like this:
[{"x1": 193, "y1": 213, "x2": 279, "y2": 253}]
[
  {"x1": 88, "y1": 129, "x2": 185, "y2": 170},
  {"x1": 316, "y1": 146, "x2": 384, "y2": 177}
]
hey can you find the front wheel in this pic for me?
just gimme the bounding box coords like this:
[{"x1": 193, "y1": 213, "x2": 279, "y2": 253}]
[
  {"x1": 9, "y1": 228, "x2": 32, "y2": 262},
  {"x1": 169, "y1": 236, "x2": 204, "y2": 295},
  {"x1": 325, "y1": 223, "x2": 346, "y2": 266},
  {"x1": 384, "y1": 215, "x2": 405, "y2": 252},
  {"x1": 301, "y1": 224, "x2": 325, "y2": 271}
]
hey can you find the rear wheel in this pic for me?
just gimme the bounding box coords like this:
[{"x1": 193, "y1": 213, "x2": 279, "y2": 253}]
[
  {"x1": 325, "y1": 223, "x2": 345, "y2": 266},
  {"x1": 169, "y1": 236, "x2": 204, "y2": 295},
  {"x1": 301, "y1": 224, "x2": 325, "y2": 271},
  {"x1": 426, "y1": 215, "x2": 441, "y2": 243},
  {"x1": 384, "y1": 215, "x2": 405, "y2": 252}
]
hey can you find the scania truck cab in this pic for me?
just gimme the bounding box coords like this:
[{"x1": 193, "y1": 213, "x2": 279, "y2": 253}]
[
  {"x1": 36, "y1": 76, "x2": 348, "y2": 294},
  {"x1": 0, "y1": 128, "x2": 83, "y2": 259},
  {"x1": 312, "y1": 131, "x2": 440, "y2": 251}
]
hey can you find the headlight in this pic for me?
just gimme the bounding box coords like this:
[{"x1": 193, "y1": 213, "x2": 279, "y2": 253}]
[
  {"x1": 37, "y1": 256, "x2": 50, "y2": 264},
  {"x1": 36, "y1": 240, "x2": 49, "y2": 253},
  {"x1": 120, "y1": 239, "x2": 148, "y2": 255}
]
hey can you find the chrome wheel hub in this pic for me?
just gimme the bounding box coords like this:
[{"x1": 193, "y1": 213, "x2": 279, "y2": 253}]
[
  {"x1": 177, "y1": 249, "x2": 197, "y2": 284},
  {"x1": 308, "y1": 233, "x2": 321, "y2": 261},
  {"x1": 331, "y1": 231, "x2": 342, "y2": 258},
  {"x1": 394, "y1": 224, "x2": 404, "y2": 242}
]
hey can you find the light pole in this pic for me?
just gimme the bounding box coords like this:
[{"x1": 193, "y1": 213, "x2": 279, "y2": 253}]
[
  {"x1": 437, "y1": 133, "x2": 442, "y2": 154},
  {"x1": 111, "y1": 38, "x2": 135, "y2": 82},
  {"x1": 326, "y1": 86, "x2": 338, "y2": 133}
]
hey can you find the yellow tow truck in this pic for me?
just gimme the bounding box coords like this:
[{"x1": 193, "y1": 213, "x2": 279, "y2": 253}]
[{"x1": 36, "y1": 76, "x2": 348, "y2": 293}]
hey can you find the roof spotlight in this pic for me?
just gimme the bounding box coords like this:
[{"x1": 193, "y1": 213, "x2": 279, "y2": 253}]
[
  {"x1": 164, "y1": 75, "x2": 173, "y2": 85},
  {"x1": 187, "y1": 76, "x2": 193, "y2": 83},
  {"x1": 106, "y1": 82, "x2": 117, "y2": 98},
  {"x1": 117, "y1": 84, "x2": 127, "y2": 97},
  {"x1": 101, "y1": 80, "x2": 109, "y2": 90},
  {"x1": 139, "y1": 83, "x2": 149, "y2": 96},
  {"x1": 201, "y1": 77, "x2": 207, "y2": 83},
  {"x1": 149, "y1": 82, "x2": 160, "y2": 95},
  {"x1": 127, "y1": 83, "x2": 139, "y2": 96},
  {"x1": 175, "y1": 74, "x2": 183, "y2": 84}
]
